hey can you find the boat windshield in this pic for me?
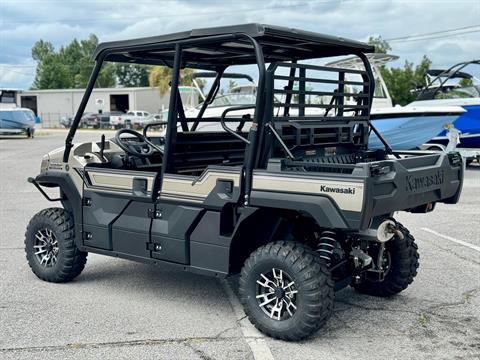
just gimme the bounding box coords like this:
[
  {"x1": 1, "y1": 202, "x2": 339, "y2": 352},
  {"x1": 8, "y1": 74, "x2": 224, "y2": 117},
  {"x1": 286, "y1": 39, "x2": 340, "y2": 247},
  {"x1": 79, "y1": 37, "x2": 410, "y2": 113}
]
[
  {"x1": 199, "y1": 93, "x2": 257, "y2": 108},
  {"x1": 422, "y1": 61, "x2": 480, "y2": 100},
  {"x1": 0, "y1": 109, "x2": 35, "y2": 124},
  {"x1": 433, "y1": 84, "x2": 480, "y2": 99}
]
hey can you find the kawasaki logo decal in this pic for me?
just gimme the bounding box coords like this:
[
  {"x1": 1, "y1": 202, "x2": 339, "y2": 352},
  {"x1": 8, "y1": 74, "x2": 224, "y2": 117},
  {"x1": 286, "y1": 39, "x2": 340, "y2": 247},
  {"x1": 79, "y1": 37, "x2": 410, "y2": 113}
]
[
  {"x1": 406, "y1": 170, "x2": 444, "y2": 192},
  {"x1": 320, "y1": 185, "x2": 356, "y2": 195}
]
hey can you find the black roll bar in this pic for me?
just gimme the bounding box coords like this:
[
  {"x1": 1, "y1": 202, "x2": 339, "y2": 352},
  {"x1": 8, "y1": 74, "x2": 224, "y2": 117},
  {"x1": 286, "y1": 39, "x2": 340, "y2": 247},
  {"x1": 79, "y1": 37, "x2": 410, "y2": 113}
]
[
  {"x1": 240, "y1": 34, "x2": 266, "y2": 204},
  {"x1": 63, "y1": 54, "x2": 106, "y2": 162},
  {"x1": 61, "y1": 33, "x2": 243, "y2": 162},
  {"x1": 192, "y1": 72, "x2": 254, "y2": 83},
  {"x1": 219, "y1": 106, "x2": 254, "y2": 144},
  {"x1": 190, "y1": 68, "x2": 225, "y2": 131},
  {"x1": 162, "y1": 43, "x2": 182, "y2": 174},
  {"x1": 142, "y1": 121, "x2": 168, "y2": 137},
  {"x1": 357, "y1": 52, "x2": 397, "y2": 158},
  {"x1": 283, "y1": 60, "x2": 297, "y2": 117}
]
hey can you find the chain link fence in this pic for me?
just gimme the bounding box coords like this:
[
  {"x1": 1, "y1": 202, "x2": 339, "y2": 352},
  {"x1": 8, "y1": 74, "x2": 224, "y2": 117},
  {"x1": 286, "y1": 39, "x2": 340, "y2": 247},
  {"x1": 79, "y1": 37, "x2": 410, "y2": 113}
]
[{"x1": 38, "y1": 113, "x2": 73, "y2": 128}]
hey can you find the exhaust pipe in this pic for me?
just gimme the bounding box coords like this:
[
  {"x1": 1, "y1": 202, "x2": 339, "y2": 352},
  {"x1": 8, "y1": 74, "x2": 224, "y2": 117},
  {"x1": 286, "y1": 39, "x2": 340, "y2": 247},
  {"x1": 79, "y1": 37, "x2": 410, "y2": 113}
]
[{"x1": 377, "y1": 219, "x2": 403, "y2": 242}]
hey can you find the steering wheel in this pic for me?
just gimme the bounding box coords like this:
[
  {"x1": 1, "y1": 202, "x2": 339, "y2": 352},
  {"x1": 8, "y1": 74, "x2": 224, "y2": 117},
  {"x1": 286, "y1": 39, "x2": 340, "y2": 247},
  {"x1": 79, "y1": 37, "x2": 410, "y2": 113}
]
[{"x1": 114, "y1": 129, "x2": 162, "y2": 158}]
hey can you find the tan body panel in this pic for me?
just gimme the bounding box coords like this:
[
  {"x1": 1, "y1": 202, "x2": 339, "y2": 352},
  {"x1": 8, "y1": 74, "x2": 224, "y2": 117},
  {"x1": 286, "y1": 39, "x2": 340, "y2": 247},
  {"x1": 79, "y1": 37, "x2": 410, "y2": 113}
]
[{"x1": 252, "y1": 173, "x2": 364, "y2": 212}]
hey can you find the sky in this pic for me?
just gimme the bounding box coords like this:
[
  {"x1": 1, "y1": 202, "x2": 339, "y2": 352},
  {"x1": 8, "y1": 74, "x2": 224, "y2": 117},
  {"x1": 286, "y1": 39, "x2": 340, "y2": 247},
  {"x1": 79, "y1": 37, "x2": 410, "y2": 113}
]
[{"x1": 0, "y1": 0, "x2": 479, "y2": 90}]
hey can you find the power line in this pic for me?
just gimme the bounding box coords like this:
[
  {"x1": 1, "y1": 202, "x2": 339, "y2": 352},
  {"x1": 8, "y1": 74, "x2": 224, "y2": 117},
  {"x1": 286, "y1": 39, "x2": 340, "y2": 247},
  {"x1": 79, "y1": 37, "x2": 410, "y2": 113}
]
[
  {"x1": 0, "y1": 64, "x2": 35, "y2": 68},
  {"x1": 385, "y1": 24, "x2": 480, "y2": 41},
  {"x1": 389, "y1": 29, "x2": 480, "y2": 43}
]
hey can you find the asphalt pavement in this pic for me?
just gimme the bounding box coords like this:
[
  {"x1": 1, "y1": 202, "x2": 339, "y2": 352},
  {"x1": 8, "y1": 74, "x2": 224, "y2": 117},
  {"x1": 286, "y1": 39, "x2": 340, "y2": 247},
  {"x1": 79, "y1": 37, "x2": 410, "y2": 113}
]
[{"x1": 1, "y1": 130, "x2": 479, "y2": 360}]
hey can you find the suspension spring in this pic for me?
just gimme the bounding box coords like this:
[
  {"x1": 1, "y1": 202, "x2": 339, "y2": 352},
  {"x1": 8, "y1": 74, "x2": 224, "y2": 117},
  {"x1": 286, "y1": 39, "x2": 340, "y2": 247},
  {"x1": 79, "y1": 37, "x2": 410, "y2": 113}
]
[{"x1": 316, "y1": 230, "x2": 337, "y2": 266}]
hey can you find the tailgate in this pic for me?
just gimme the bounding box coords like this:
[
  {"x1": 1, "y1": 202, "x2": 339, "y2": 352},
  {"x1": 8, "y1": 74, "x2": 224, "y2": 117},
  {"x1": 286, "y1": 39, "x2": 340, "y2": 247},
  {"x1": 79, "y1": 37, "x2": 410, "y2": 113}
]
[{"x1": 365, "y1": 151, "x2": 463, "y2": 217}]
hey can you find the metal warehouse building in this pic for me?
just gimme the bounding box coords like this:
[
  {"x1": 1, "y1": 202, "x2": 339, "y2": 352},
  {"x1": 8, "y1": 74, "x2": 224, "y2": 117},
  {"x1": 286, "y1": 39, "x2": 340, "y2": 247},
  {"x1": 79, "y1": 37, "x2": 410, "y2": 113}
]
[{"x1": 16, "y1": 86, "x2": 198, "y2": 126}]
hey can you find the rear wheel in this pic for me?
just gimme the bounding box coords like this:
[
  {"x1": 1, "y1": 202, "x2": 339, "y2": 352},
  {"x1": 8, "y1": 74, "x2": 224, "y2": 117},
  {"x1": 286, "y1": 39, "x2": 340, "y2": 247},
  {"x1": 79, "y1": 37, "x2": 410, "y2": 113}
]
[
  {"x1": 353, "y1": 223, "x2": 419, "y2": 297},
  {"x1": 239, "y1": 241, "x2": 334, "y2": 341},
  {"x1": 25, "y1": 208, "x2": 87, "y2": 283}
]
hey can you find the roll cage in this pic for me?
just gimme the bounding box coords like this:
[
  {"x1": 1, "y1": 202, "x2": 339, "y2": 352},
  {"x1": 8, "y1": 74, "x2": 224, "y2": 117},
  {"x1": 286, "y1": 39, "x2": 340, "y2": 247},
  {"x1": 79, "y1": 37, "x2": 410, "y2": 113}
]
[{"x1": 64, "y1": 23, "x2": 382, "y2": 200}]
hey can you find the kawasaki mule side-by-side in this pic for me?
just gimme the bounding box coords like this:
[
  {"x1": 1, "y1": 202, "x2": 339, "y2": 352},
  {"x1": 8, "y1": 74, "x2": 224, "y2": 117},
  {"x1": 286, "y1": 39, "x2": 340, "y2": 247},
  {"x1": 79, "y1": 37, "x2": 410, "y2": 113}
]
[{"x1": 25, "y1": 24, "x2": 463, "y2": 340}]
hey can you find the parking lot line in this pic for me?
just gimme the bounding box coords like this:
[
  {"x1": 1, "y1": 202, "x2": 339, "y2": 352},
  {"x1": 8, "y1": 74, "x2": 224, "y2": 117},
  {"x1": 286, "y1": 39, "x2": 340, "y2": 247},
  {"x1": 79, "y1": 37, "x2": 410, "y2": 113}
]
[
  {"x1": 421, "y1": 228, "x2": 480, "y2": 252},
  {"x1": 222, "y1": 281, "x2": 274, "y2": 360}
]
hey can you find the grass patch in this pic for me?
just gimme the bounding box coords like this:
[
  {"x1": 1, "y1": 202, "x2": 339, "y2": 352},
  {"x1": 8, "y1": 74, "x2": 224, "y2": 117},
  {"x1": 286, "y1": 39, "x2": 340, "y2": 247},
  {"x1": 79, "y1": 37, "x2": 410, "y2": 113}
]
[{"x1": 416, "y1": 313, "x2": 428, "y2": 328}]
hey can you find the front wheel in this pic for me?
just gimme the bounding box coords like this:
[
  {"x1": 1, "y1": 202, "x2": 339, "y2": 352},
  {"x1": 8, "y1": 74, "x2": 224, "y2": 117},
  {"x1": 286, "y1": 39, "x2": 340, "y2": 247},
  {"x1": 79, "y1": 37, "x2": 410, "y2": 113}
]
[
  {"x1": 352, "y1": 223, "x2": 419, "y2": 297},
  {"x1": 239, "y1": 241, "x2": 334, "y2": 341},
  {"x1": 25, "y1": 208, "x2": 87, "y2": 283}
]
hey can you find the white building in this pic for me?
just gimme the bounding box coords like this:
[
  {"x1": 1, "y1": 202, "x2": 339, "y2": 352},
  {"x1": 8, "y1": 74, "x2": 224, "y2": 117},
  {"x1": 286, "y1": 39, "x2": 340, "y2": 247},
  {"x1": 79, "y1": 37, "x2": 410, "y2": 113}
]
[{"x1": 16, "y1": 86, "x2": 199, "y2": 126}]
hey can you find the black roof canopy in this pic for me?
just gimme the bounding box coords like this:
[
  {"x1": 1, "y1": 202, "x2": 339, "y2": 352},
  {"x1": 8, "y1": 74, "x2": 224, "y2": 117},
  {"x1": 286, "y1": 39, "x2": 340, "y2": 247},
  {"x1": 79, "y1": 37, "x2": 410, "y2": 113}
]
[{"x1": 93, "y1": 23, "x2": 374, "y2": 69}]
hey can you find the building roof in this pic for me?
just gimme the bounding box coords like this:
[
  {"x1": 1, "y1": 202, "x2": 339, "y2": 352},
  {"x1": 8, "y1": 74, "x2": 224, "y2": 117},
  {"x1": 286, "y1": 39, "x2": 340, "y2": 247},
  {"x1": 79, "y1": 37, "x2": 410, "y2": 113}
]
[
  {"x1": 19, "y1": 86, "x2": 197, "y2": 94},
  {"x1": 93, "y1": 23, "x2": 374, "y2": 69}
]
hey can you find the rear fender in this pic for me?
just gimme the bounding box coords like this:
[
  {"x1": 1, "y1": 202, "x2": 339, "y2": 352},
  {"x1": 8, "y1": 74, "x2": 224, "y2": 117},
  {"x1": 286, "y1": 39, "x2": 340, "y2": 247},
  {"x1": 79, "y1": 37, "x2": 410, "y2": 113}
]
[{"x1": 249, "y1": 191, "x2": 352, "y2": 229}]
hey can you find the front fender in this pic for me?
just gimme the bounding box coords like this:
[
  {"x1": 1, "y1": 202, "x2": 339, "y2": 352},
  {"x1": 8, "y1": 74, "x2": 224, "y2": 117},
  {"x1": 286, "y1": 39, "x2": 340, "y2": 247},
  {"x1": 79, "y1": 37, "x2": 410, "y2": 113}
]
[{"x1": 31, "y1": 171, "x2": 83, "y2": 246}]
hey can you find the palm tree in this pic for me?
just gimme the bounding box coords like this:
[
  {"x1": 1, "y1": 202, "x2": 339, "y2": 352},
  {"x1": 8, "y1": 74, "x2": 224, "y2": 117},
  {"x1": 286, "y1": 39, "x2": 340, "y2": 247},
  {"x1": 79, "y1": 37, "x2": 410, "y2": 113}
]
[{"x1": 148, "y1": 66, "x2": 203, "y2": 96}]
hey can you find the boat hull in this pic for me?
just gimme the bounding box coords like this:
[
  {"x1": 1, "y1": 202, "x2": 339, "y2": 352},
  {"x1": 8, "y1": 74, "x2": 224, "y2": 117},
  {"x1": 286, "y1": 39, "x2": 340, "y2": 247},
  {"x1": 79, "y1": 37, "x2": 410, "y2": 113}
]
[
  {"x1": 428, "y1": 104, "x2": 480, "y2": 148},
  {"x1": 0, "y1": 108, "x2": 36, "y2": 136},
  {"x1": 369, "y1": 114, "x2": 460, "y2": 150},
  {"x1": 409, "y1": 100, "x2": 480, "y2": 149}
]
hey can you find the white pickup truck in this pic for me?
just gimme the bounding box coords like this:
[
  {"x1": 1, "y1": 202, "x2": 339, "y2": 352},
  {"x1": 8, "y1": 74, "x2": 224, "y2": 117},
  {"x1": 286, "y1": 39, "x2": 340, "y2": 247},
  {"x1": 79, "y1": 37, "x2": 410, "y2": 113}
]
[{"x1": 110, "y1": 110, "x2": 151, "y2": 129}]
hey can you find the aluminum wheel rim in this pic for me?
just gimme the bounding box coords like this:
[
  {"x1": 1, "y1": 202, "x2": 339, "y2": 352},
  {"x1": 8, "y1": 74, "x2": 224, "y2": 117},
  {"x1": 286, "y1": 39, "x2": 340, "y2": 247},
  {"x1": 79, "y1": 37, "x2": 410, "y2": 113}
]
[
  {"x1": 256, "y1": 268, "x2": 298, "y2": 320},
  {"x1": 381, "y1": 250, "x2": 392, "y2": 276},
  {"x1": 33, "y1": 228, "x2": 59, "y2": 267}
]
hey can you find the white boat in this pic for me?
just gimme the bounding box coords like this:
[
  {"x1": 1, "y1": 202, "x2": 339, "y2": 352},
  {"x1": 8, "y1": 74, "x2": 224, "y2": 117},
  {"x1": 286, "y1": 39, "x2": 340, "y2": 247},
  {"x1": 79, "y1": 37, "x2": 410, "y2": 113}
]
[
  {"x1": 325, "y1": 54, "x2": 465, "y2": 150},
  {"x1": 160, "y1": 58, "x2": 464, "y2": 152},
  {"x1": 409, "y1": 60, "x2": 480, "y2": 151}
]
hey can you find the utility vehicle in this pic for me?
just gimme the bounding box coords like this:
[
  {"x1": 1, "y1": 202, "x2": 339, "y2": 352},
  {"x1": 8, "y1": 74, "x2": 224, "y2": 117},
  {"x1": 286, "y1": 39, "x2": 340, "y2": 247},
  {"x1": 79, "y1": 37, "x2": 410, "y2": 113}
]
[{"x1": 25, "y1": 24, "x2": 464, "y2": 341}]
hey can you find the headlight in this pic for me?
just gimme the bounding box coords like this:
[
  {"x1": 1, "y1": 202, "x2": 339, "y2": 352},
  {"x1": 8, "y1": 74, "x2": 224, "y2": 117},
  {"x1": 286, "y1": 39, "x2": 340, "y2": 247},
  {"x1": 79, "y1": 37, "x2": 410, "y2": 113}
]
[{"x1": 40, "y1": 154, "x2": 49, "y2": 173}]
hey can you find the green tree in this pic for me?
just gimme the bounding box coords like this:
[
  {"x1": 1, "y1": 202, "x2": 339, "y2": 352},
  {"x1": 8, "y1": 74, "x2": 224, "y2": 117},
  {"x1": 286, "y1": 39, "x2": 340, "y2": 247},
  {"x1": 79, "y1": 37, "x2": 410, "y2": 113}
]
[
  {"x1": 367, "y1": 37, "x2": 431, "y2": 106},
  {"x1": 380, "y1": 56, "x2": 431, "y2": 105},
  {"x1": 367, "y1": 35, "x2": 391, "y2": 54},
  {"x1": 31, "y1": 34, "x2": 115, "y2": 89},
  {"x1": 31, "y1": 40, "x2": 54, "y2": 62},
  {"x1": 227, "y1": 80, "x2": 238, "y2": 92},
  {"x1": 459, "y1": 77, "x2": 473, "y2": 87},
  {"x1": 31, "y1": 40, "x2": 71, "y2": 89},
  {"x1": 114, "y1": 64, "x2": 150, "y2": 87},
  {"x1": 32, "y1": 53, "x2": 71, "y2": 89}
]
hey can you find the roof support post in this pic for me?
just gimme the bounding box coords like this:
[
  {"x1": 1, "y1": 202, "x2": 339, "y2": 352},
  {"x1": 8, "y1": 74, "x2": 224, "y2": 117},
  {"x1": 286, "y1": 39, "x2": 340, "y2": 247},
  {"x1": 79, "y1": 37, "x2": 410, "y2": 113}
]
[
  {"x1": 241, "y1": 34, "x2": 265, "y2": 205},
  {"x1": 161, "y1": 43, "x2": 182, "y2": 174},
  {"x1": 63, "y1": 55, "x2": 105, "y2": 162},
  {"x1": 357, "y1": 51, "x2": 396, "y2": 157},
  {"x1": 283, "y1": 60, "x2": 297, "y2": 117}
]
